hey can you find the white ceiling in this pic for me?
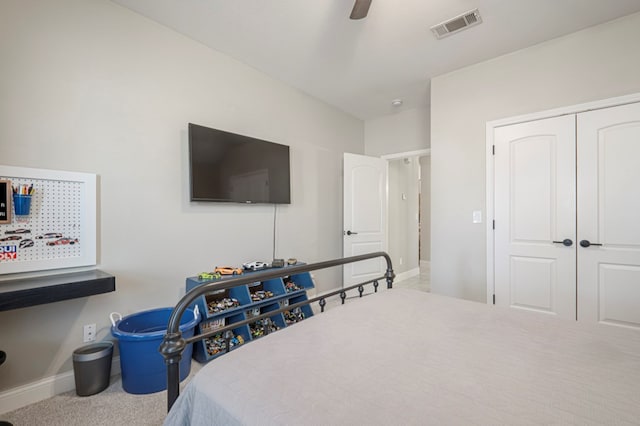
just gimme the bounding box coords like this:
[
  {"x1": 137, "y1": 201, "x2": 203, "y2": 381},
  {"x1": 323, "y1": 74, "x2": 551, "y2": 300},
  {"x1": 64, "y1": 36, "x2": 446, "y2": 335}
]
[{"x1": 112, "y1": 0, "x2": 640, "y2": 120}]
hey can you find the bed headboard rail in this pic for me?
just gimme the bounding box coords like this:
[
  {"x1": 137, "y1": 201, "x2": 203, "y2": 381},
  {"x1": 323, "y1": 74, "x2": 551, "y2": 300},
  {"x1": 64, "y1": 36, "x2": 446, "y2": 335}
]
[{"x1": 160, "y1": 252, "x2": 395, "y2": 412}]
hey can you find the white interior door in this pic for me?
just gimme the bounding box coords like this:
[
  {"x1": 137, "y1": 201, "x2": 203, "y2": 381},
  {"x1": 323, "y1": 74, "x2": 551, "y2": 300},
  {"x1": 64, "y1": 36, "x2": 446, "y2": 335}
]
[
  {"x1": 577, "y1": 102, "x2": 640, "y2": 329},
  {"x1": 343, "y1": 153, "x2": 387, "y2": 287},
  {"x1": 494, "y1": 115, "x2": 577, "y2": 319}
]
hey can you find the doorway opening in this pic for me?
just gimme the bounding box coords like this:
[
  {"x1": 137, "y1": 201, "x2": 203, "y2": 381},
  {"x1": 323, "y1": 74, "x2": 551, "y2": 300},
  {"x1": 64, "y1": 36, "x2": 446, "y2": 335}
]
[{"x1": 383, "y1": 150, "x2": 430, "y2": 287}]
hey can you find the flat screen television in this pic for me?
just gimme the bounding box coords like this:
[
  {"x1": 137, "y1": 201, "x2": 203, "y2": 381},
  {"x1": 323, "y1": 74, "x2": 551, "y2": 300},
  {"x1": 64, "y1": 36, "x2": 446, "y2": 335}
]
[{"x1": 188, "y1": 123, "x2": 291, "y2": 204}]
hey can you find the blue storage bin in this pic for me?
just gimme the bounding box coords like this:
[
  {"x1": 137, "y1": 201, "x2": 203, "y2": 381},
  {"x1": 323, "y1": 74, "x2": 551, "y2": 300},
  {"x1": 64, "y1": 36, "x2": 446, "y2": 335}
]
[{"x1": 111, "y1": 307, "x2": 199, "y2": 394}]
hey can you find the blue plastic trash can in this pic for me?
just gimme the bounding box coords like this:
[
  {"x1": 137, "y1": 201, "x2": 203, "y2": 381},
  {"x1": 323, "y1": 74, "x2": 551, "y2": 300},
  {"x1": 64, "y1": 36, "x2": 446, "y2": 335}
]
[{"x1": 111, "y1": 307, "x2": 199, "y2": 394}]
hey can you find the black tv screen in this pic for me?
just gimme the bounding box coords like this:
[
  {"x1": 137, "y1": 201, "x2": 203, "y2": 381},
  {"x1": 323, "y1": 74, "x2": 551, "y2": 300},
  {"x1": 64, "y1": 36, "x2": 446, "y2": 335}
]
[{"x1": 188, "y1": 123, "x2": 291, "y2": 204}]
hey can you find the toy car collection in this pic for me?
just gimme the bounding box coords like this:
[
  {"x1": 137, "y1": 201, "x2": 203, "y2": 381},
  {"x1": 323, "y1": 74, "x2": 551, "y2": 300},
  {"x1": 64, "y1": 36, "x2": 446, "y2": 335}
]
[
  {"x1": 249, "y1": 320, "x2": 280, "y2": 338},
  {"x1": 187, "y1": 258, "x2": 312, "y2": 362},
  {"x1": 0, "y1": 232, "x2": 78, "y2": 249},
  {"x1": 284, "y1": 308, "x2": 305, "y2": 325},
  {"x1": 202, "y1": 257, "x2": 299, "y2": 277},
  {"x1": 250, "y1": 290, "x2": 274, "y2": 302},
  {"x1": 204, "y1": 333, "x2": 244, "y2": 356},
  {"x1": 207, "y1": 297, "x2": 240, "y2": 314},
  {"x1": 284, "y1": 280, "x2": 303, "y2": 293}
]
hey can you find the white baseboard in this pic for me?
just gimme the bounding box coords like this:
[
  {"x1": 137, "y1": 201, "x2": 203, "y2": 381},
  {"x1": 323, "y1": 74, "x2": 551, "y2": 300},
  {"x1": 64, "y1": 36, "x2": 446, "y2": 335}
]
[
  {"x1": 394, "y1": 267, "x2": 420, "y2": 283},
  {"x1": 0, "y1": 356, "x2": 121, "y2": 415}
]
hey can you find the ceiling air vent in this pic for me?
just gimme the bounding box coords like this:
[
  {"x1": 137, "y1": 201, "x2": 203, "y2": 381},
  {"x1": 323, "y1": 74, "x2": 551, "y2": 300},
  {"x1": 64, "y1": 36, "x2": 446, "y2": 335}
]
[{"x1": 430, "y1": 9, "x2": 482, "y2": 39}]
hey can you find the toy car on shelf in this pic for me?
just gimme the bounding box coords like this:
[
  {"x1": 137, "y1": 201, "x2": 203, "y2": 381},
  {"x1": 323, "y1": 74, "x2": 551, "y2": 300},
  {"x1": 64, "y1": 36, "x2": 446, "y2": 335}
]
[
  {"x1": 271, "y1": 258, "x2": 285, "y2": 268},
  {"x1": 214, "y1": 266, "x2": 243, "y2": 275},
  {"x1": 242, "y1": 261, "x2": 269, "y2": 271},
  {"x1": 198, "y1": 272, "x2": 222, "y2": 281},
  {"x1": 46, "y1": 237, "x2": 79, "y2": 246}
]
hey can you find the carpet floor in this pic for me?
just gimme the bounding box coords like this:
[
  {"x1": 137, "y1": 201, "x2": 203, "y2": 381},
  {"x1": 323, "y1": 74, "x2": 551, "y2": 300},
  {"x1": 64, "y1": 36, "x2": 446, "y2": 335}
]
[{"x1": 3, "y1": 363, "x2": 201, "y2": 426}]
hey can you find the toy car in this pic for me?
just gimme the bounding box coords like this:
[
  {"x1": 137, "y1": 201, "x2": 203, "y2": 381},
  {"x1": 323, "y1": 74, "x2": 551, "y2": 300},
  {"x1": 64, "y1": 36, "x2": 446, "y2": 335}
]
[
  {"x1": 198, "y1": 272, "x2": 222, "y2": 281},
  {"x1": 46, "y1": 237, "x2": 79, "y2": 246},
  {"x1": 19, "y1": 239, "x2": 34, "y2": 248},
  {"x1": 214, "y1": 266, "x2": 243, "y2": 275},
  {"x1": 242, "y1": 261, "x2": 269, "y2": 271},
  {"x1": 0, "y1": 235, "x2": 21, "y2": 241},
  {"x1": 4, "y1": 229, "x2": 31, "y2": 235},
  {"x1": 36, "y1": 233, "x2": 63, "y2": 240}
]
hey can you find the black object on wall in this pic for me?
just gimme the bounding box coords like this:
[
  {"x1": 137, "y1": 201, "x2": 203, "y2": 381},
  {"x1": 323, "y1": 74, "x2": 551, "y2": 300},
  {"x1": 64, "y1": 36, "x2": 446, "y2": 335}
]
[
  {"x1": 188, "y1": 123, "x2": 291, "y2": 204},
  {"x1": 0, "y1": 270, "x2": 115, "y2": 312}
]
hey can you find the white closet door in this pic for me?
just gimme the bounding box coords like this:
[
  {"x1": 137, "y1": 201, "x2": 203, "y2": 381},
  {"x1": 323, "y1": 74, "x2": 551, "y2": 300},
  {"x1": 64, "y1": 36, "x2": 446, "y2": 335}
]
[
  {"x1": 494, "y1": 115, "x2": 576, "y2": 319},
  {"x1": 577, "y1": 102, "x2": 640, "y2": 329}
]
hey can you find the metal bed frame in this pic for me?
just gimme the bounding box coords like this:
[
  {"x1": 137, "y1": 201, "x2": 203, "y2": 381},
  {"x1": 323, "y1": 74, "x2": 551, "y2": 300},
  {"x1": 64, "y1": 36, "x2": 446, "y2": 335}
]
[{"x1": 160, "y1": 252, "x2": 395, "y2": 411}]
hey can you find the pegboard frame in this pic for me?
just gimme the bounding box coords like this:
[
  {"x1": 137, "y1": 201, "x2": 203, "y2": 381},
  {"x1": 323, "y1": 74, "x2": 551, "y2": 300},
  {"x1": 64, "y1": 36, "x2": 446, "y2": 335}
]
[{"x1": 0, "y1": 165, "x2": 97, "y2": 275}]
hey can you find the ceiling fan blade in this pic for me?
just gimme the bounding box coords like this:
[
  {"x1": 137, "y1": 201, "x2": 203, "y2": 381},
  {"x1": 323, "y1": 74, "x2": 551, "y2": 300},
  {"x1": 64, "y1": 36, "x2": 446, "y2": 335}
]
[{"x1": 350, "y1": 0, "x2": 372, "y2": 20}]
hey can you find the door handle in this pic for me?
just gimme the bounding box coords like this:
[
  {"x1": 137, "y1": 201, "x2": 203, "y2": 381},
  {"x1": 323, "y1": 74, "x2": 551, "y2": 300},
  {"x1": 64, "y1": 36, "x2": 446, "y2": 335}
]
[
  {"x1": 580, "y1": 240, "x2": 603, "y2": 248},
  {"x1": 552, "y1": 239, "x2": 573, "y2": 247},
  {"x1": 345, "y1": 230, "x2": 358, "y2": 236}
]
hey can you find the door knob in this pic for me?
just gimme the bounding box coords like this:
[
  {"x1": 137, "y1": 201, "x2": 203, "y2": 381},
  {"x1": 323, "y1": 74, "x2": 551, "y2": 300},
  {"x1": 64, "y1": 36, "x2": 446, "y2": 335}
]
[
  {"x1": 553, "y1": 239, "x2": 573, "y2": 247},
  {"x1": 345, "y1": 230, "x2": 358, "y2": 236},
  {"x1": 580, "y1": 240, "x2": 602, "y2": 248}
]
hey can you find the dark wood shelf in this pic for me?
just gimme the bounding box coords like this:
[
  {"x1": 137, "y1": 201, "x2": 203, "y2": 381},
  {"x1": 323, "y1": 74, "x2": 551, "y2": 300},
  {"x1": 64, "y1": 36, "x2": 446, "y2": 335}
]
[{"x1": 0, "y1": 270, "x2": 115, "y2": 312}]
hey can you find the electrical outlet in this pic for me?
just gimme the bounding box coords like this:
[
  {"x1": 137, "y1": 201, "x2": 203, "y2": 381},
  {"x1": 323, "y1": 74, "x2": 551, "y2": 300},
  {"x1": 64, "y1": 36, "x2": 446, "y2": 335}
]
[{"x1": 83, "y1": 324, "x2": 96, "y2": 342}]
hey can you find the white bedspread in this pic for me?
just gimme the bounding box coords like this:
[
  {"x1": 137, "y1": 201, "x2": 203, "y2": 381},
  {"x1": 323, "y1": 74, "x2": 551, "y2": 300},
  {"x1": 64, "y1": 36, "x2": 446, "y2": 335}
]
[{"x1": 164, "y1": 289, "x2": 640, "y2": 425}]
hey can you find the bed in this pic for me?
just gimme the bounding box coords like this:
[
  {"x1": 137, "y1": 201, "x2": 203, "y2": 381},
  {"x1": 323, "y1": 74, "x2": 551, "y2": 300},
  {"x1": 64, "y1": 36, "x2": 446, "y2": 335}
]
[{"x1": 162, "y1": 254, "x2": 640, "y2": 425}]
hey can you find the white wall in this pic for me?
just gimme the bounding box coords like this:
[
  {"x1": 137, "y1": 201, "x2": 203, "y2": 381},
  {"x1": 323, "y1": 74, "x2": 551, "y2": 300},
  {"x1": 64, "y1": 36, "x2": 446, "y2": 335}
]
[
  {"x1": 364, "y1": 107, "x2": 430, "y2": 156},
  {"x1": 0, "y1": 0, "x2": 362, "y2": 397},
  {"x1": 431, "y1": 12, "x2": 640, "y2": 302}
]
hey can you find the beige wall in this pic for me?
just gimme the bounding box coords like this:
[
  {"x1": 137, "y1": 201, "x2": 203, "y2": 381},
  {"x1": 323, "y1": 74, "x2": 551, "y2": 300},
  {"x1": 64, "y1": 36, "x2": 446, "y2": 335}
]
[
  {"x1": 0, "y1": 0, "x2": 362, "y2": 396},
  {"x1": 364, "y1": 107, "x2": 430, "y2": 156},
  {"x1": 431, "y1": 12, "x2": 640, "y2": 302}
]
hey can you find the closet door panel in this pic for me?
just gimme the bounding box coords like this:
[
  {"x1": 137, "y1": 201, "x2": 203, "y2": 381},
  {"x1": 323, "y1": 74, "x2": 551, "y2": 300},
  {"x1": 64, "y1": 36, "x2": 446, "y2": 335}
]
[
  {"x1": 494, "y1": 115, "x2": 576, "y2": 319},
  {"x1": 577, "y1": 102, "x2": 640, "y2": 329}
]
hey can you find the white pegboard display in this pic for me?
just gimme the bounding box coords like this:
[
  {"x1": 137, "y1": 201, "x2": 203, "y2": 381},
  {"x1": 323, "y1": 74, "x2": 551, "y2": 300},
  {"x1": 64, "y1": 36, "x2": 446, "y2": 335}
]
[{"x1": 0, "y1": 166, "x2": 96, "y2": 275}]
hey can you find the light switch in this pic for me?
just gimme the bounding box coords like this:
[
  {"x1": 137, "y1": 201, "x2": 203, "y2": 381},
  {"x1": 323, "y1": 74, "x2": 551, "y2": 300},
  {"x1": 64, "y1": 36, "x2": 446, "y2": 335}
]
[{"x1": 473, "y1": 210, "x2": 482, "y2": 224}]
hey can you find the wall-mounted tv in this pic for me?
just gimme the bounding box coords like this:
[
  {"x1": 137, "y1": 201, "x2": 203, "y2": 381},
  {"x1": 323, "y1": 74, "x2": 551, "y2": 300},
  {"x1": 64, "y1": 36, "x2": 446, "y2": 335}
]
[{"x1": 188, "y1": 123, "x2": 291, "y2": 204}]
